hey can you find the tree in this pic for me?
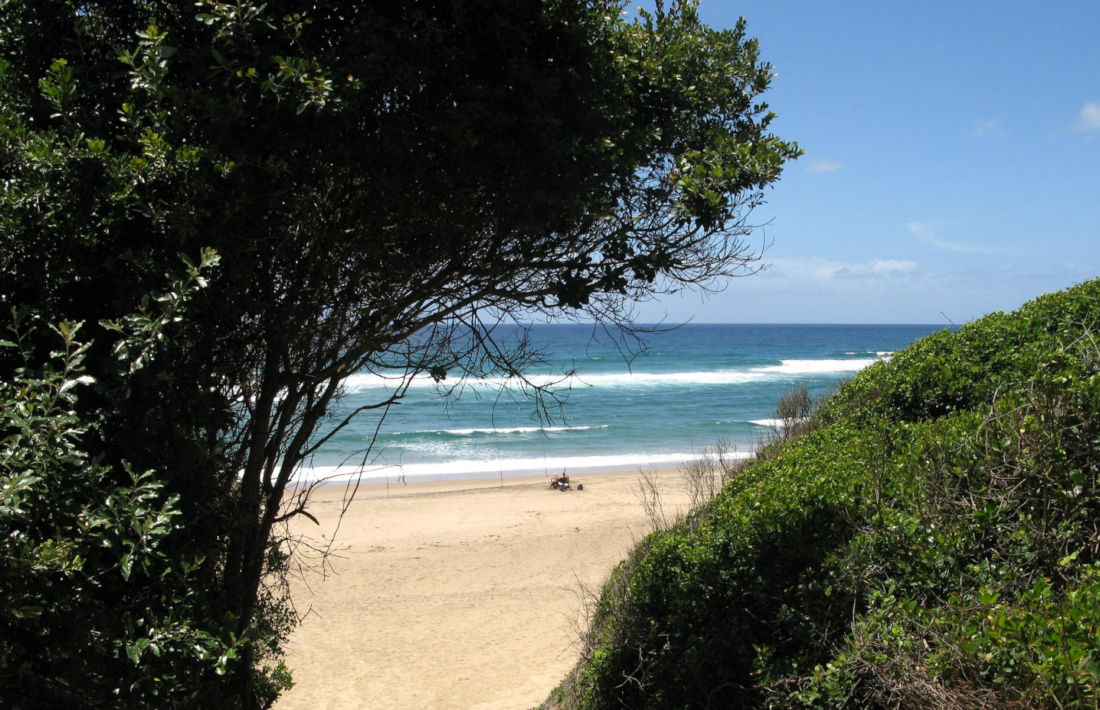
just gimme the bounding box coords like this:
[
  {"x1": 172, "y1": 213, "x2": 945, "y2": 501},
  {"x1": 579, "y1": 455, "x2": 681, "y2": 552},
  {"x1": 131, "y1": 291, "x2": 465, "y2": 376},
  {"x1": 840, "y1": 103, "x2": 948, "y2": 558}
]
[
  {"x1": 0, "y1": 252, "x2": 278, "y2": 708},
  {"x1": 0, "y1": 0, "x2": 799, "y2": 706}
]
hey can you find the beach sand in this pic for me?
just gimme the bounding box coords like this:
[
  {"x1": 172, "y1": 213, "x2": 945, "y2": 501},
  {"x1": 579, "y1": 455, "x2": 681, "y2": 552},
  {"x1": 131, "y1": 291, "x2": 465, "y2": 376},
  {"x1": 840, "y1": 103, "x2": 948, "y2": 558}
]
[{"x1": 272, "y1": 469, "x2": 694, "y2": 710}]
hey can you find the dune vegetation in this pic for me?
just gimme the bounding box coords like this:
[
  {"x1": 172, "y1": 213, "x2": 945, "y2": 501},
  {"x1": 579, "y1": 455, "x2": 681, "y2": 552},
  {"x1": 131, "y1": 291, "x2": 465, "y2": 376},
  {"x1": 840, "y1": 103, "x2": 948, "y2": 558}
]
[{"x1": 548, "y1": 278, "x2": 1100, "y2": 709}]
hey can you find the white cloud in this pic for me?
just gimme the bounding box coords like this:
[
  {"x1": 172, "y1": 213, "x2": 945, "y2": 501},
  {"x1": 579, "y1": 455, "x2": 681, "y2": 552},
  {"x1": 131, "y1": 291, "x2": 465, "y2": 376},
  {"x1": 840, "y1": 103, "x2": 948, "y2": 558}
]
[
  {"x1": 769, "y1": 256, "x2": 918, "y2": 282},
  {"x1": 907, "y1": 220, "x2": 1006, "y2": 255},
  {"x1": 1073, "y1": 101, "x2": 1100, "y2": 134},
  {"x1": 807, "y1": 158, "x2": 844, "y2": 174},
  {"x1": 866, "y1": 259, "x2": 920, "y2": 274}
]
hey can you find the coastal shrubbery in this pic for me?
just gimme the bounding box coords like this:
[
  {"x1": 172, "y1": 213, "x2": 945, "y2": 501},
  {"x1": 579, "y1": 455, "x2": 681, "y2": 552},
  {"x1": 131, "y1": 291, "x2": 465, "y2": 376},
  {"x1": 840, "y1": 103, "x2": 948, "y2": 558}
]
[{"x1": 549, "y1": 278, "x2": 1100, "y2": 708}]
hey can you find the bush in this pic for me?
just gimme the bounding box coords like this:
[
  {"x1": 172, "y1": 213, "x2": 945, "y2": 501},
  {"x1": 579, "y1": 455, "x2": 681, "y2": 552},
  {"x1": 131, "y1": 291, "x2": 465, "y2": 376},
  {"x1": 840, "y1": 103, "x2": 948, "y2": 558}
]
[
  {"x1": 0, "y1": 317, "x2": 228, "y2": 706},
  {"x1": 0, "y1": 253, "x2": 292, "y2": 708},
  {"x1": 552, "y1": 279, "x2": 1100, "y2": 708}
]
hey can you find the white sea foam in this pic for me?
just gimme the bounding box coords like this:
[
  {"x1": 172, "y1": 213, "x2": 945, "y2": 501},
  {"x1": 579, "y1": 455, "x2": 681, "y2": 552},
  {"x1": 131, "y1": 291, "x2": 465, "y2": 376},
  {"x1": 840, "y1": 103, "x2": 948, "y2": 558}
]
[
  {"x1": 342, "y1": 371, "x2": 575, "y2": 393},
  {"x1": 295, "y1": 450, "x2": 752, "y2": 484},
  {"x1": 436, "y1": 425, "x2": 605, "y2": 436},
  {"x1": 574, "y1": 371, "x2": 766, "y2": 386},
  {"x1": 343, "y1": 357, "x2": 881, "y2": 394},
  {"x1": 754, "y1": 358, "x2": 878, "y2": 375},
  {"x1": 385, "y1": 425, "x2": 604, "y2": 436},
  {"x1": 749, "y1": 418, "x2": 785, "y2": 428},
  {"x1": 845, "y1": 350, "x2": 895, "y2": 358}
]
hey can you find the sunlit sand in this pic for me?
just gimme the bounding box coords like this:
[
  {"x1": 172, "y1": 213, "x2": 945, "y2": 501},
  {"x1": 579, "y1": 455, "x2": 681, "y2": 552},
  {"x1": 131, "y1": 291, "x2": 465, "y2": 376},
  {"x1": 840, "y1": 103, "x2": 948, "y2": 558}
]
[{"x1": 274, "y1": 469, "x2": 693, "y2": 710}]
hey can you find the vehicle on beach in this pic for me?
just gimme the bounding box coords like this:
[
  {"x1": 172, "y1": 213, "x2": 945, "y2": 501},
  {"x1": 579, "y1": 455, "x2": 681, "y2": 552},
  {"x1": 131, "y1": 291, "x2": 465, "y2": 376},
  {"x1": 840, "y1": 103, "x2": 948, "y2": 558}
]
[{"x1": 550, "y1": 473, "x2": 575, "y2": 491}]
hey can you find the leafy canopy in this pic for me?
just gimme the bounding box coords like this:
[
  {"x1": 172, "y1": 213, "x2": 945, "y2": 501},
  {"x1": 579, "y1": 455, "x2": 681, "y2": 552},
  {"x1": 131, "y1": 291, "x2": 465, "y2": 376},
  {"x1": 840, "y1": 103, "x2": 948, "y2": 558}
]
[{"x1": 1, "y1": 1, "x2": 798, "y2": 706}]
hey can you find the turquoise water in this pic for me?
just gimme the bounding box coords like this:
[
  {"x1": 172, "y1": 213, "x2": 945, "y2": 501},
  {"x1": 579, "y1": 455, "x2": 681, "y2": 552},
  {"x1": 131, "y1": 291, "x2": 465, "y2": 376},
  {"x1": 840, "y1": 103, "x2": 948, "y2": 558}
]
[{"x1": 302, "y1": 324, "x2": 944, "y2": 483}]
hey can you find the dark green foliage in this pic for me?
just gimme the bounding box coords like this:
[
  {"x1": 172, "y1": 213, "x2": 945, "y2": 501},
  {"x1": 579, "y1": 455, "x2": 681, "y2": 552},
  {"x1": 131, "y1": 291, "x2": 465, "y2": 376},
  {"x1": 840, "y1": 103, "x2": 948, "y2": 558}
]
[
  {"x1": 826, "y1": 282, "x2": 1100, "y2": 425},
  {"x1": 3, "y1": 1, "x2": 798, "y2": 706},
  {"x1": 554, "y1": 279, "x2": 1100, "y2": 708},
  {"x1": 565, "y1": 425, "x2": 876, "y2": 709},
  {"x1": 0, "y1": 259, "x2": 279, "y2": 708}
]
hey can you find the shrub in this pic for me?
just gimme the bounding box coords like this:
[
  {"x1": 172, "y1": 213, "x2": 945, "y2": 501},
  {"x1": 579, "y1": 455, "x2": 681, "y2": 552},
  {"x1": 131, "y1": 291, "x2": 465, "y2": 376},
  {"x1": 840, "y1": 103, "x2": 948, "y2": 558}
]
[{"x1": 553, "y1": 279, "x2": 1100, "y2": 708}]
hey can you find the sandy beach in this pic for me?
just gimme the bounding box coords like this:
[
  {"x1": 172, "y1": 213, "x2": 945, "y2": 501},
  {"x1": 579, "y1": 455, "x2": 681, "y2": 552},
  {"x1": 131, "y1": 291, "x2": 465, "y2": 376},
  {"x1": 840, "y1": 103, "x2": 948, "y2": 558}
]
[{"x1": 273, "y1": 469, "x2": 693, "y2": 710}]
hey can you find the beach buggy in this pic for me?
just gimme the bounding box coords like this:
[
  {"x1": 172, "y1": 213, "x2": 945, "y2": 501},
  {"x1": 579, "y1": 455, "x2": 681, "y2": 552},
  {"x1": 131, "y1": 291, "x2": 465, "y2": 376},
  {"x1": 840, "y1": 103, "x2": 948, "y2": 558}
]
[{"x1": 550, "y1": 473, "x2": 581, "y2": 491}]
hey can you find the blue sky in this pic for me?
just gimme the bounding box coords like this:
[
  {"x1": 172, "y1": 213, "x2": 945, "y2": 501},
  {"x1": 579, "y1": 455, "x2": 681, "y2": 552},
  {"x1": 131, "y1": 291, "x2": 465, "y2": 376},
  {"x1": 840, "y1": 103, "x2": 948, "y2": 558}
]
[{"x1": 636, "y1": 1, "x2": 1100, "y2": 324}]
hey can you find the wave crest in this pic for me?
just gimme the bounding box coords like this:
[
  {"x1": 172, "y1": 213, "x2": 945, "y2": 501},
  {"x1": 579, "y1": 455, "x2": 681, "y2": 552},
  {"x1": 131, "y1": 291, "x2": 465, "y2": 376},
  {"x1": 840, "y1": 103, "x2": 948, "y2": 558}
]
[{"x1": 343, "y1": 357, "x2": 880, "y2": 393}]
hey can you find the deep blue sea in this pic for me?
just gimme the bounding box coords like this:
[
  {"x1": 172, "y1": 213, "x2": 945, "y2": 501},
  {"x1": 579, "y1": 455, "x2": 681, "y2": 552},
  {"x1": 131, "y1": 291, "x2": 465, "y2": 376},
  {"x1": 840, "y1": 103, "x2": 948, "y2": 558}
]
[{"x1": 301, "y1": 324, "x2": 945, "y2": 484}]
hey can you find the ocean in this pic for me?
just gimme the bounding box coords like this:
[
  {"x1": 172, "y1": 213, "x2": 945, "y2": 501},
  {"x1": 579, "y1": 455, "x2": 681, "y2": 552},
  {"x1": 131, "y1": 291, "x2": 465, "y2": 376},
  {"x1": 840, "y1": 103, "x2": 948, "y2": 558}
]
[{"x1": 301, "y1": 323, "x2": 945, "y2": 484}]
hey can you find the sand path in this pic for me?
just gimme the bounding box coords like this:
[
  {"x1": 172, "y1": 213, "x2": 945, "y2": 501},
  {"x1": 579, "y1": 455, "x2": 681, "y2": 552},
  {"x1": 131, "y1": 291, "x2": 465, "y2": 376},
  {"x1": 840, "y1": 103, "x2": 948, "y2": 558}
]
[{"x1": 273, "y1": 470, "x2": 692, "y2": 710}]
